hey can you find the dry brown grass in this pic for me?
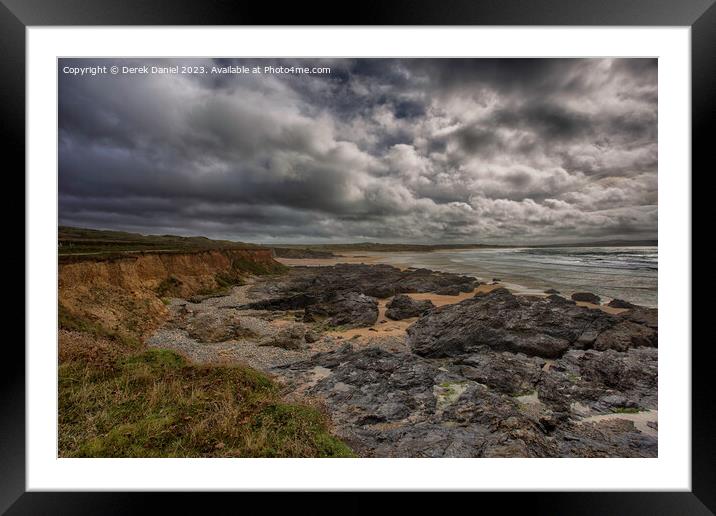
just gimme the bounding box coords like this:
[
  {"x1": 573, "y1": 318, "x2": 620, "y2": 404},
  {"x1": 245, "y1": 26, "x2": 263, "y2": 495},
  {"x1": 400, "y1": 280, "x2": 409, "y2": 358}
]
[{"x1": 58, "y1": 311, "x2": 353, "y2": 458}]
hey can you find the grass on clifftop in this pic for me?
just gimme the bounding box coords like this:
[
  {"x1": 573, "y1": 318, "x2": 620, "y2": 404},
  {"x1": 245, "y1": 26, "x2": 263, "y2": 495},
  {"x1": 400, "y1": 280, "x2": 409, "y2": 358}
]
[
  {"x1": 59, "y1": 315, "x2": 353, "y2": 458},
  {"x1": 58, "y1": 226, "x2": 264, "y2": 257}
]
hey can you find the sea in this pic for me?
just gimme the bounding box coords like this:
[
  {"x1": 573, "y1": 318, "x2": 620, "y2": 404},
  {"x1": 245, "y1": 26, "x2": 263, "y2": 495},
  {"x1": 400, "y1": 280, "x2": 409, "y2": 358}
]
[{"x1": 372, "y1": 246, "x2": 658, "y2": 308}]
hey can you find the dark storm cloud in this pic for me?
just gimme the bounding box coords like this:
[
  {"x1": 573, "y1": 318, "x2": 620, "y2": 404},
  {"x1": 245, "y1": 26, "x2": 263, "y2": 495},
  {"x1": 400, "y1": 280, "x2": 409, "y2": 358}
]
[{"x1": 58, "y1": 58, "x2": 657, "y2": 244}]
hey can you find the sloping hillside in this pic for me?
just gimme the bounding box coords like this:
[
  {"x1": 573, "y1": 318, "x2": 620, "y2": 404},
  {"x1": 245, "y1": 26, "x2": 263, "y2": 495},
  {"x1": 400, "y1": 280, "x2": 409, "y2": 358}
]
[
  {"x1": 57, "y1": 229, "x2": 352, "y2": 458},
  {"x1": 60, "y1": 247, "x2": 285, "y2": 339},
  {"x1": 59, "y1": 226, "x2": 263, "y2": 260}
]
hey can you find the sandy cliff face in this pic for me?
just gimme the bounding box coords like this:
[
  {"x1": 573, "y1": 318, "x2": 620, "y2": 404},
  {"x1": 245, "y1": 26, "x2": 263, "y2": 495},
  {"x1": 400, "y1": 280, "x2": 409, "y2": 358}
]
[{"x1": 59, "y1": 249, "x2": 277, "y2": 338}]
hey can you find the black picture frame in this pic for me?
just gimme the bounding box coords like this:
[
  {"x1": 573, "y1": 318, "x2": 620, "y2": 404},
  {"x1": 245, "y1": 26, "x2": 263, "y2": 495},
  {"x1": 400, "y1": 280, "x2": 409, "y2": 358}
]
[{"x1": 4, "y1": 0, "x2": 711, "y2": 513}]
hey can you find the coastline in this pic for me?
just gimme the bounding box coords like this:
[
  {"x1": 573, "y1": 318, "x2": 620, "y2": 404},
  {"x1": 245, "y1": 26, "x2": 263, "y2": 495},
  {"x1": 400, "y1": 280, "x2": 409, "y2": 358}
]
[
  {"x1": 275, "y1": 252, "x2": 642, "y2": 312},
  {"x1": 61, "y1": 246, "x2": 659, "y2": 458}
]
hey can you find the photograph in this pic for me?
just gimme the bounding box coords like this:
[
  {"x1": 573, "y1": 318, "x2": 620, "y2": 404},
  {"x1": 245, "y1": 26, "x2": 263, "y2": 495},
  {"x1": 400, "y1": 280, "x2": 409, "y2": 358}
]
[{"x1": 57, "y1": 57, "x2": 659, "y2": 459}]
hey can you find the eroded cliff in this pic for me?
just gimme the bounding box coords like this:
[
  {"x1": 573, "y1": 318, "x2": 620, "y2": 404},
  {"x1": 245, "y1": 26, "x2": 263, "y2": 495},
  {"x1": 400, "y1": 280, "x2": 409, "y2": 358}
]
[{"x1": 59, "y1": 248, "x2": 284, "y2": 338}]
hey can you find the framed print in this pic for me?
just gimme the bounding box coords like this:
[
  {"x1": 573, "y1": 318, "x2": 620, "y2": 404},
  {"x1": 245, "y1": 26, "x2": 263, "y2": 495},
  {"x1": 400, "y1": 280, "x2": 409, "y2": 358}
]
[{"x1": 5, "y1": 0, "x2": 712, "y2": 513}]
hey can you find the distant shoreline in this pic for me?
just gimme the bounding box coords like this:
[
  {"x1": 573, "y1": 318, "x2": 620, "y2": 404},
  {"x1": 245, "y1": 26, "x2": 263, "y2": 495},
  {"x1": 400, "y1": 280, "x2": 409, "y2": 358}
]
[
  {"x1": 275, "y1": 247, "x2": 658, "y2": 308},
  {"x1": 59, "y1": 224, "x2": 656, "y2": 257},
  {"x1": 270, "y1": 240, "x2": 658, "y2": 253}
]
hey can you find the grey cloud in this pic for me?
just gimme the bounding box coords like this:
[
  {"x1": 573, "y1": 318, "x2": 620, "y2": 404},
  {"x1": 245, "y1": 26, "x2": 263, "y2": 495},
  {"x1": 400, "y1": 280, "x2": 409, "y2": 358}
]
[{"x1": 58, "y1": 58, "x2": 657, "y2": 244}]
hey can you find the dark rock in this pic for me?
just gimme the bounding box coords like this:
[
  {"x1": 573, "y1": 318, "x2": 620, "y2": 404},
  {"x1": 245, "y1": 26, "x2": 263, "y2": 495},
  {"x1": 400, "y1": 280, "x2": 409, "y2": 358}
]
[
  {"x1": 537, "y1": 348, "x2": 657, "y2": 415},
  {"x1": 273, "y1": 344, "x2": 656, "y2": 458},
  {"x1": 571, "y1": 292, "x2": 601, "y2": 304},
  {"x1": 385, "y1": 294, "x2": 435, "y2": 320},
  {"x1": 304, "y1": 291, "x2": 379, "y2": 328},
  {"x1": 274, "y1": 345, "x2": 557, "y2": 458},
  {"x1": 607, "y1": 298, "x2": 636, "y2": 309},
  {"x1": 435, "y1": 285, "x2": 461, "y2": 296},
  {"x1": 452, "y1": 351, "x2": 545, "y2": 396},
  {"x1": 593, "y1": 320, "x2": 657, "y2": 351},
  {"x1": 364, "y1": 285, "x2": 396, "y2": 299},
  {"x1": 408, "y1": 288, "x2": 658, "y2": 359},
  {"x1": 597, "y1": 394, "x2": 638, "y2": 410},
  {"x1": 234, "y1": 263, "x2": 658, "y2": 458},
  {"x1": 407, "y1": 288, "x2": 617, "y2": 359},
  {"x1": 249, "y1": 263, "x2": 478, "y2": 304},
  {"x1": 544, "y1": 288, "x2": 560, "y2": 295},
  {"x1": 244, "y1": 264, "x2": 480, "y2": 329},
  {"x1": 539, "y1": 412, "x2": 569, "y2": 433},
  {"x1": 577, "y1": 348, "x2": 658, "y2": 397},
  {"x1": 304, "y1": 329, "x2": 319, "y2": 343},
  {"x1": 557, "y1": 418, "x2": 657, "y2": 458},
  {"x1": 620, "y1": 306, "x2": 658, "y2": 329},
  {"x1": 547, "y1": 294, "x2": 574, "y2": 304},
  {"x1": 243, "y1": 293, "x2": 318, "y2": 311}
]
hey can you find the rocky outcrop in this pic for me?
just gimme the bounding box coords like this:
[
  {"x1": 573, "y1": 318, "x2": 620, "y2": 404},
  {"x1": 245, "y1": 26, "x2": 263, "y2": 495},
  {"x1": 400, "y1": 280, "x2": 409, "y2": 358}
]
[
  {"x1": 275, "y1": 345, "x2": 557, "y2": 457},
  {"x1": 621, "y1": 306, "x2": 658, "y2": 329},
  {"x1": 593, "y1": 320, "x2": 657, "y2": 351},
  {"x1": 274, "y1": 344, "x2": 656, "y2": 458},
  {"x1": 304, "y1": 292, "x2": 379, "y2": 328},
  {"x1": 385, "y1": 295, "x2": 434, "y2": 320},
  {"x1": 406, "y1": 288, "x2": 655, "y2": 359},
  {"x1": 571, "y1": 292, "x2": 601, "y2": 304},
  {"x1": 537, "y1": 348, "x2": 658, "y2": 415},
  {"x1": 607, "y1": 298, "x2": 636, "y2": 309},
  {"x1": 243, "y1": 263, "x2": 478, "y2": 328},
  {"x1": 137, "y1": 260, "x2": 658, "y2": 458},
  {"x1": 450, "y1": 351, "x2": 547, "y2": 396},
  {"x1": 249, "y1": 263, "x2": 479, "y2": 302}
]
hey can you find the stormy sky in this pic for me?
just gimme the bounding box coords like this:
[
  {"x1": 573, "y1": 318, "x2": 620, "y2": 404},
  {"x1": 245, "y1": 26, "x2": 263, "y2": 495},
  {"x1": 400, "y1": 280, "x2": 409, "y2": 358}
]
[{"x1": 58, "y1": 58, "x2": 657, "y2": 244}]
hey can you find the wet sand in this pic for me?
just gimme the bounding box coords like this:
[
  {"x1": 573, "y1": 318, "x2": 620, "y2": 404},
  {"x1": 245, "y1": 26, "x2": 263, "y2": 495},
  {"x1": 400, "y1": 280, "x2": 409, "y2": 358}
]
[
  {"x1": 575, "y1": 301, "x2": 628, "y2": 315},
  {"x1": 409, "y1": 283, "x2": 504, "y2": 306},
  {"x1": 326, "y1": 298, "x2": 417, "y2": 339},
  {"x1": 578, "y1": 409, "x2": 658, "y2": 438}
]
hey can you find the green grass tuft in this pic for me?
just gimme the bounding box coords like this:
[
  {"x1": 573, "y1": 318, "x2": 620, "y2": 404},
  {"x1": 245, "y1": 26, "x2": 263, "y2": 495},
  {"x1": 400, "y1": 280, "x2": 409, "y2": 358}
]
[
  {"x1": 610, "y1": 407, "x2": 641, "y2": 414},
  {"x1": 251, "y1": 404, "x2": 355, "y2": 458},
  {"x1": 59, "y1": 347, "x2": 353, "y2": 458}
]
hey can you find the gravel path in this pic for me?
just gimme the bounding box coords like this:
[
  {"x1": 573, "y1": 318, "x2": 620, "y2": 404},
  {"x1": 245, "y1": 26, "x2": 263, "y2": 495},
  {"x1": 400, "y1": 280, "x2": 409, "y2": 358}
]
[
  {"x1": 147, "y1": 280, "x2": 409, "y2": 372},
  {"x1": 147, "y1": 326, "x2": 312, "y2": 369}
]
